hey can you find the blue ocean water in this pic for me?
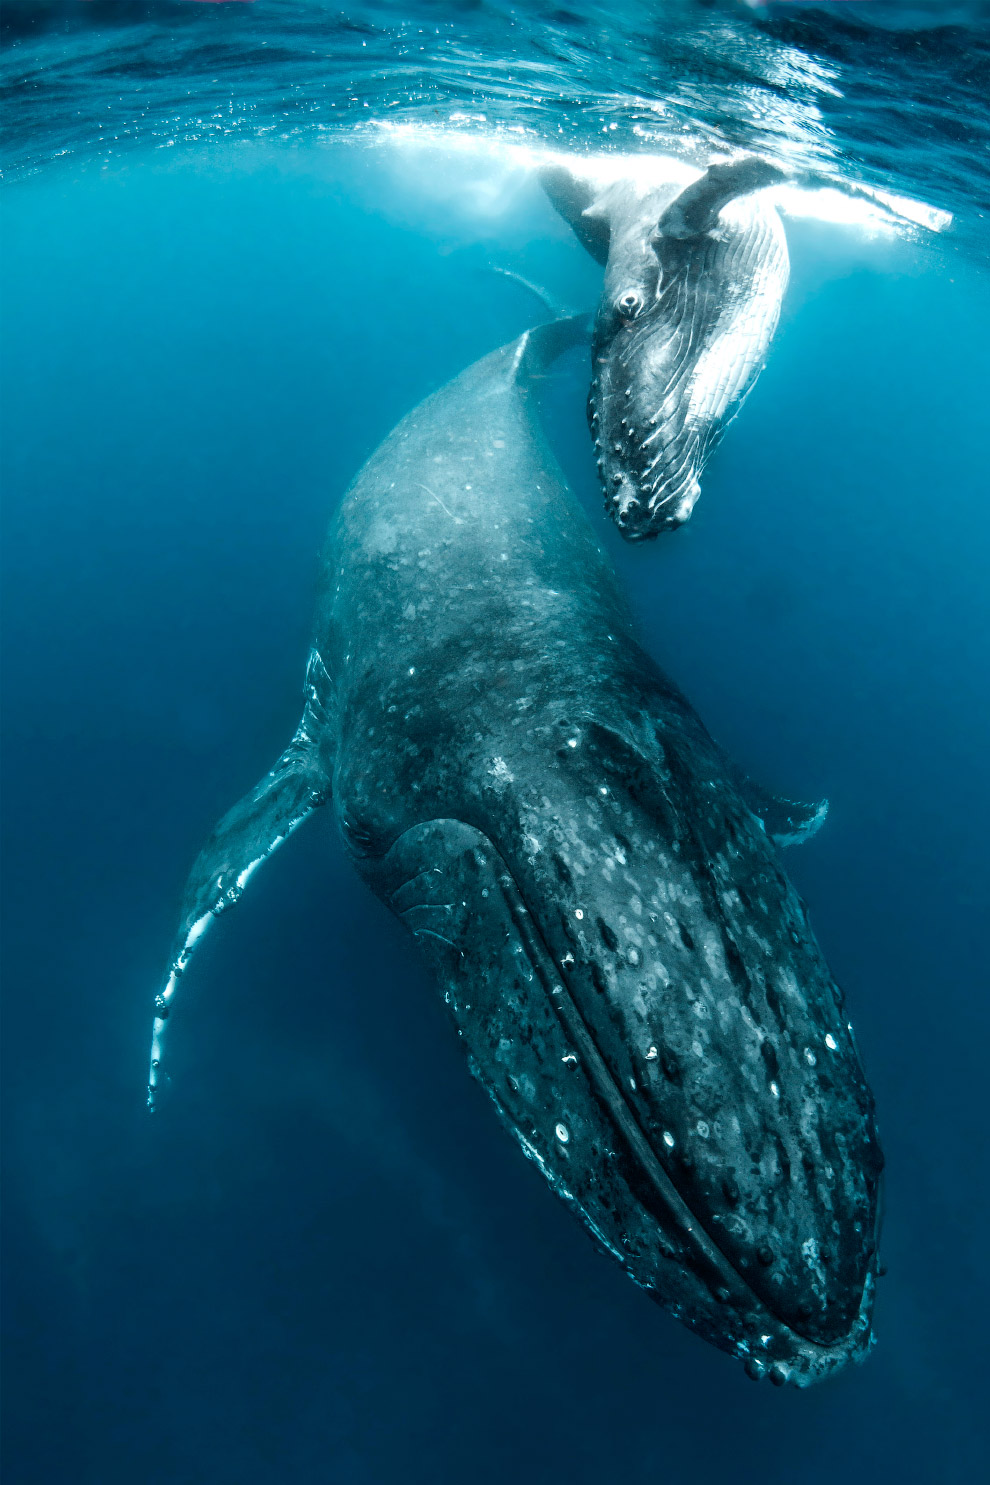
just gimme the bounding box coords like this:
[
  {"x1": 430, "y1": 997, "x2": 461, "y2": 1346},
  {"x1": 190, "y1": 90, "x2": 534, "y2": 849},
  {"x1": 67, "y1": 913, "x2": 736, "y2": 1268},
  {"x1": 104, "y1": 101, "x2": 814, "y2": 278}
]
[{"x1": 2, "y1": 6, "x2": 990, "y2": 1484}]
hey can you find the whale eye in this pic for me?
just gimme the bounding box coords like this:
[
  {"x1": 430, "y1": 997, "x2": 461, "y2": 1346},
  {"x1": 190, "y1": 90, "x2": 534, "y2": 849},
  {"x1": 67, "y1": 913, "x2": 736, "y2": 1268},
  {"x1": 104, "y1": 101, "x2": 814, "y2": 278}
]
[
  {"x1": 616, "y1": 290, "x2": 643, "y2": 322},
  {"x1": 339, "y1": 811, "x2": 379, "y2": 857}
]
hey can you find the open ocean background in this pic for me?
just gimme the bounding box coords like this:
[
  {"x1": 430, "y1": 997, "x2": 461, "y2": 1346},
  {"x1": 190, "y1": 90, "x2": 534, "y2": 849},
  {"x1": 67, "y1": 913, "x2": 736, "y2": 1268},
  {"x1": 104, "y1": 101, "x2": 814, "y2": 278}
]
[{"x1": 3, "y1": 4, "x2": 989, "y2": 1482}]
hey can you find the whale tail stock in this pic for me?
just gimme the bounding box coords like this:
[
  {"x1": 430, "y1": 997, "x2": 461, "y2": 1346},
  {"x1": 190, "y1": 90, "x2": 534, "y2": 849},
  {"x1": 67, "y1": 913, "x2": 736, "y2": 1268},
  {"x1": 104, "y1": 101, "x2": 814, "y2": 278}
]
[{"x1": 146, "y1": 649, "x2": 333, "y2": 1109}]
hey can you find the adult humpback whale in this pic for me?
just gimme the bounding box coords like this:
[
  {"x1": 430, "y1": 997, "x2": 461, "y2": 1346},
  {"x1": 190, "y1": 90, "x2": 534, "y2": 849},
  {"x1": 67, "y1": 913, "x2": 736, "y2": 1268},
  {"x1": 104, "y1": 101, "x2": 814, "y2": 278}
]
[
  {"x1": 542, "y1": 157, "x2": 788, "y2": 538},
  {"x1": 148, "y1": 318, "x2": 880, "y2": 1386}
]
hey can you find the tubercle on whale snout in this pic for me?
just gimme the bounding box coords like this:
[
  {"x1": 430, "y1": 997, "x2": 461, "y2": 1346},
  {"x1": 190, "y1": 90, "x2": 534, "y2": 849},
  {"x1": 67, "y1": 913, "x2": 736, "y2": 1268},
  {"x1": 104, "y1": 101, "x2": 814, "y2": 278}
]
[
  {"x1": 604, "y1": 485, "x2": 695, "y2": 541},
  {"x1": 590, "y1": 401, "x2": 702, "y2": 539},
  {"x1": 369, "y1": 816, "x2": 878, "y2": 1388}
]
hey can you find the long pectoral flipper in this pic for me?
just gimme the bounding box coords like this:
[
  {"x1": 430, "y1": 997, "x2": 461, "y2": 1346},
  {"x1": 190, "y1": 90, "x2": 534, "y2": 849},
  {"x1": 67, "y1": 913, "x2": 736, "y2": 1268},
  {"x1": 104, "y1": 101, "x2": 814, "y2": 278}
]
[{"x1": 147, "y1": 650, "x2": 333, "y2": 1108}]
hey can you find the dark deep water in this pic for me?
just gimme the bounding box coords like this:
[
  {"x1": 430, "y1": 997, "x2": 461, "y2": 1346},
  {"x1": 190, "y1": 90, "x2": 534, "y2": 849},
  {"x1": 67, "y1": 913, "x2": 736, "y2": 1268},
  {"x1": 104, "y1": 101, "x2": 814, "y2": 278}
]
[{"x1": 3, "y1": 6, "x2": 990, "y2": 1485}]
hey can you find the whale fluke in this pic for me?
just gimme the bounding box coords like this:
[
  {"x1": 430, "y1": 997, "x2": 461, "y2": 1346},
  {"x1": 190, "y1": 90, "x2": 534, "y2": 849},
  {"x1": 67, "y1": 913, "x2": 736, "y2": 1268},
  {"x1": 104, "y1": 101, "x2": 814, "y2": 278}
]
[{"x1": 146, "y1": 648, "x2": 333, "y2": 1109}]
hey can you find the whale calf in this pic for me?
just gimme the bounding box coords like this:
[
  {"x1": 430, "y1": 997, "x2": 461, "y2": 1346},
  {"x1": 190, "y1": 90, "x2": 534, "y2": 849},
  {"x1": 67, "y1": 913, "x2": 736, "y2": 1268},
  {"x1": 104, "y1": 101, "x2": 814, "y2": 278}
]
[
  {"x1": 543, "y1": 157, "x2": 789, "y2": 538},
  {"x1": 149, "y1": 318, "x2": 880, "y2": 1386}
]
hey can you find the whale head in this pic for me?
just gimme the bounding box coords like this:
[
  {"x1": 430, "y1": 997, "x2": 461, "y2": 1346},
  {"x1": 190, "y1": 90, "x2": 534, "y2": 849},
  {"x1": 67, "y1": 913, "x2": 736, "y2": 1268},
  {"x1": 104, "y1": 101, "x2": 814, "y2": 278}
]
[
  {"x1": 544, "y1": 158, "x2": 789, "y2": 539},
  {"x1": 338, "y1": 675, "x2": 882, "y2": 1386},
  {"x1": 589, "y1": 269, "x2": 708, "y2": 538}
]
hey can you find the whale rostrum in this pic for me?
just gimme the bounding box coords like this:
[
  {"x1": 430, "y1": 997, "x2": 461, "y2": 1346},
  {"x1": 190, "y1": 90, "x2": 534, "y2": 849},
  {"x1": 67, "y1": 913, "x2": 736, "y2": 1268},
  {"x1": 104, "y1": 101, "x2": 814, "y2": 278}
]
[
  {"x1": 542, "y1": 156, "x2": 789, "y2": 538},
  {"x1": 149, "y1": 317, "x2": 880, "y2": 1387}
]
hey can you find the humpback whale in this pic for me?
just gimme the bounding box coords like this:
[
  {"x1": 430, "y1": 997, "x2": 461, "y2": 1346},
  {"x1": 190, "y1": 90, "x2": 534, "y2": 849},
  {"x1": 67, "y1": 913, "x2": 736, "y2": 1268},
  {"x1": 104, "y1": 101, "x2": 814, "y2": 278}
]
[
  {"x1": 543, "y1": 157, "x2": 789, "y2": 538},
  {"x1": 148, "y1": 318, "x2": 880, "y2": 1386}
]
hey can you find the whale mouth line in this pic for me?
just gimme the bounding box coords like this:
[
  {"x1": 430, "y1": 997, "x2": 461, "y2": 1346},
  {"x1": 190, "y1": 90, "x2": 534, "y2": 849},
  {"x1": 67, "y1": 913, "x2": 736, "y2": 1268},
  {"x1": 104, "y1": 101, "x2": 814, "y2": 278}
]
[
  {"x1": 380, "y1": 817, "x2": 871, "y2": 1372},
  {"x1": 487, "y1": 846, "x2": 864, "y2": 1357}
]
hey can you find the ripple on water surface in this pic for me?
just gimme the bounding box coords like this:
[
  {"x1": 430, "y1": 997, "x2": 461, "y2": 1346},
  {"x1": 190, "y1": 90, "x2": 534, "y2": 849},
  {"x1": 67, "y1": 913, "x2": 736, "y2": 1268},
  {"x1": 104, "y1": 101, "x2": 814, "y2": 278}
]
[{"x1": 2, "y1": 1, "x2": 988, "y2": 252}]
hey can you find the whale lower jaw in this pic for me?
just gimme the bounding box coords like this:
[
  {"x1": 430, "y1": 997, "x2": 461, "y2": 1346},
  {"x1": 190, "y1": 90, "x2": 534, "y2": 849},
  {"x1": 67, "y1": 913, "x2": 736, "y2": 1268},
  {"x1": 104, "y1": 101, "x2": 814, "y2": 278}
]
[
  {"x1": 371, "y1": 817, "x2": 876, "y2": 1388},
  {"x1": 599, "y1": 445, "x2": 703, "y2": 539}
]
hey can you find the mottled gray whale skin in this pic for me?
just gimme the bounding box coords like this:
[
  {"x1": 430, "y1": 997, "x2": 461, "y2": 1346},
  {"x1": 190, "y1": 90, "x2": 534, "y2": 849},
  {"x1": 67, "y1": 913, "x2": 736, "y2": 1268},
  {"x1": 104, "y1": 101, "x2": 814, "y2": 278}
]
[
  {"x1": 149, "y1": 320, "x2": 880, "y2": 1386},
  {"x1": 543, "y1": 157, "x2": 789, "y2": 538}
]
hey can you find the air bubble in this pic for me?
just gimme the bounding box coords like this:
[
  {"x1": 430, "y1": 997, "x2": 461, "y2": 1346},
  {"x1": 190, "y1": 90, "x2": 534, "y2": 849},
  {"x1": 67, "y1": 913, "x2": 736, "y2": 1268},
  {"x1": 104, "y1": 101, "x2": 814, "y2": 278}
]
[{"x1": 555, "y1": 1123, "x2": 570, "y2": 1144}]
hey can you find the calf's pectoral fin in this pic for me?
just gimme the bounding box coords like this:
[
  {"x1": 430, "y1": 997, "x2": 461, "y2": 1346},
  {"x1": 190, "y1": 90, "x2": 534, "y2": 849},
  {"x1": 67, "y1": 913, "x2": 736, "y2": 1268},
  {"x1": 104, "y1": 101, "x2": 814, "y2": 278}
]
[
  {"x1": 147, "y1": 650, "x2": 333, "y2": 1108},
  {"x1": 657, "y1": 157, "x2": 786, "y2": 241},
  {"x1": 540, "y1": 165, "x2": 611, "y2": 265}
]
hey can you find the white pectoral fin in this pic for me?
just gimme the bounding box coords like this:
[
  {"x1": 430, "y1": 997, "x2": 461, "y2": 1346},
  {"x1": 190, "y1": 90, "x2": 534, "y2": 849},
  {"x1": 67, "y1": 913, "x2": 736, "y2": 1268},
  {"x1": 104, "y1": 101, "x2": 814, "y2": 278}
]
[
  {"x1": 658, "y1": 157, "x2": 787, "y2": 240},
  {"x1": 147, "y1": 652, "x2": 333, "y2": 1108}
]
